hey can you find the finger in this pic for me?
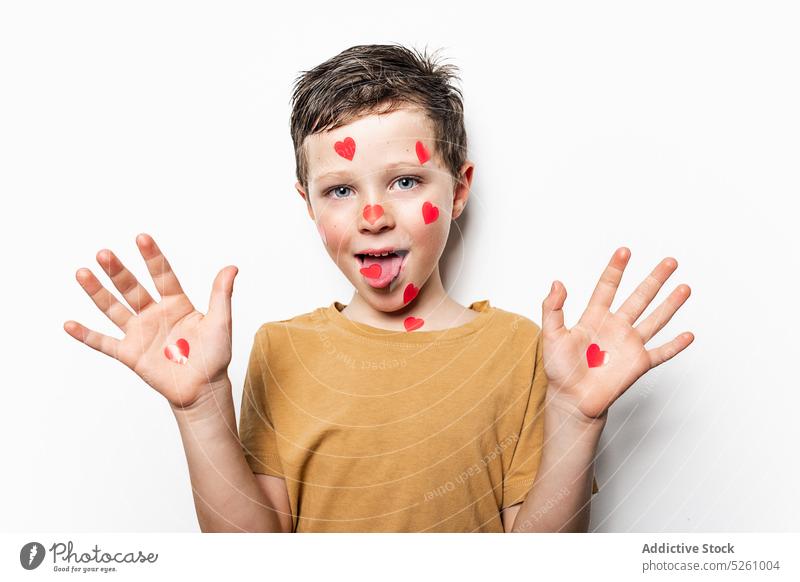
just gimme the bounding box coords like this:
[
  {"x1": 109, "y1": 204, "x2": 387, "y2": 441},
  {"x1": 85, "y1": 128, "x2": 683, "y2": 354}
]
[
  {"x1": 75, "y1": 268, "x2": 135, "y2": 331},
  {"x1": 63, "y1": 320, "x2": 121, "y2": 360},
  {"x1": 586, "y1": 247, "x2": 631, "y2": 311},
  {"x1": 96, "y1": 249, "x2": 156, "y2": 314},
  {"x1": 647, "y1": 332, "x2": 695, "y2": 368},
  {"x1": 207, "y1": 265, "x2": 238, "y2": 325},
  {"x1": 541, "y1": 280, "x2": 567, "y2": 336},
  {"x1": 636, "y1": 284, "x2": 691, "y2": 343},
  {"x1": 136, "y1": 233, "x2": 186, "y2": 298},
  {"x1": 615, "y1": 257, "x2": 678, "y2": 325}
]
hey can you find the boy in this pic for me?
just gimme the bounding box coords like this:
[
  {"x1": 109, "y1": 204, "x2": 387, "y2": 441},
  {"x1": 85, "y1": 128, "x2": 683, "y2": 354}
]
[{"x1": 64, "y1": 44, "x2": 693, "y2": 533}]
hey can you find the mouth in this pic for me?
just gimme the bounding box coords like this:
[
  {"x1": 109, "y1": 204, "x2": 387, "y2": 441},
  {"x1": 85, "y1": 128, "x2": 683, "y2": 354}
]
[{"x1": 355, "y1": 249, "x2": 410, "y2": 289}]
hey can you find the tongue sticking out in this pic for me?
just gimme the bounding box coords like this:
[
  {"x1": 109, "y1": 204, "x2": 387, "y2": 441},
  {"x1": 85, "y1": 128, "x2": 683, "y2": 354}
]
[{"x1": 360, "y1": 253, "x2": 404, "y2": 288}]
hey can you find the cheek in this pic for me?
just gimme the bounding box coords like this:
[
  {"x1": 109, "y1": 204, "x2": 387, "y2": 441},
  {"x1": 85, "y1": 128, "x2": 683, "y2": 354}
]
[
  {"x1": 316, "y1": 212, "x2": 351, "y2": 253},
  {"x1": 401, "y1": 202, "x2": 450, "y2": 254}
]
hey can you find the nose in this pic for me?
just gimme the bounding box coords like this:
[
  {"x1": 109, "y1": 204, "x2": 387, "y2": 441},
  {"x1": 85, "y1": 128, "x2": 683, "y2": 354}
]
[{"x1": 357, "y1": 194, "x2": 395, "y2": 234}]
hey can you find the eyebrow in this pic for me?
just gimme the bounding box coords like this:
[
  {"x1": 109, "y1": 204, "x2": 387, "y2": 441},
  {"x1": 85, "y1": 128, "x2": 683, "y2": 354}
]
[{"x1": 313, "y1": 161, "x2": 425, "y2": 184}]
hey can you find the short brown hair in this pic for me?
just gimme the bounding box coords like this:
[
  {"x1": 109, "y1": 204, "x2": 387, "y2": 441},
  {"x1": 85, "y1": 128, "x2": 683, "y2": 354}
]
[{"x1": 290, "y1": 43, "x2": 467, "y2": 190}]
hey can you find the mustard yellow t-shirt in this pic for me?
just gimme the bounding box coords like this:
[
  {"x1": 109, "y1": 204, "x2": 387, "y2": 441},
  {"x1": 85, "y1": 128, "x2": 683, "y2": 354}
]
[{"x1": 238, "y1": 299, "x2": 598, "y2": 532}]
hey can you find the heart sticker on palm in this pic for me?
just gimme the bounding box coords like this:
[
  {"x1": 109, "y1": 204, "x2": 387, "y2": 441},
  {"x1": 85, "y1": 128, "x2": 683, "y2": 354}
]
[
  {"x1": 586, "y1": 343, "x2": 609, "y2": 368},
  {"x1": 164, "y1": 338, "x2": 190, "y2": 365}
]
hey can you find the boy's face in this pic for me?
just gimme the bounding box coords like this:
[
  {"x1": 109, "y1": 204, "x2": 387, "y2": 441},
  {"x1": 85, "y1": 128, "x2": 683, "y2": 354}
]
[{"x1": 295, "y1": 106, "x2": 473, "y2": 313}]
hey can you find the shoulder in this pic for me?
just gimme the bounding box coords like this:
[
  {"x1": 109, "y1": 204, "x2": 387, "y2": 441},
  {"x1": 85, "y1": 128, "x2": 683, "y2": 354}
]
[
  {"x1": 250, "y1": 305, "x2": 330, "y2": 343},
  {"x1": 484, "y1": 303, "x2": 542, "y2": 339}
]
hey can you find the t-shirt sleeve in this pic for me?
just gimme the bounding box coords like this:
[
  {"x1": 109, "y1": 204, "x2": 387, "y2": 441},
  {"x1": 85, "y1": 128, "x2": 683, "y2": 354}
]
[
  {"x1": 238, "y1": 325, "x2": 286, "y2": 479},
  {"x1": 501, "y1": 329, "x2": 599, "y2": 509}
]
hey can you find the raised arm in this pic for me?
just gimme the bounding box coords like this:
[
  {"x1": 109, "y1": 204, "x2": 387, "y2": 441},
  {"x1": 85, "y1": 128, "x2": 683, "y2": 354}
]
[{"x1": 64, "y1": 233, "x2": 289, "y2": 532}]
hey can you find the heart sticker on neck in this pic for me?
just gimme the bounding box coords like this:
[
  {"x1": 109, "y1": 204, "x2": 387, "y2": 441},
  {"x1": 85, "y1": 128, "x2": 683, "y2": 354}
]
[
  {"x1": 415, "y1": 140, "x2": 430, "y2": 165},
  {"x1": 362, "y1": 204, "x2": 384, "y2": 224},
  {"x1": 360, "y1": 264, "x2": 382, "y2": 278},
  {"x1": 334, "y1": 137, "x2": 356, "y2": 160},
  {"x1": 422, "y1": 201, "x2": 439, "y2": 224},
  {"x1": 403, "y1": 282, "x2": 419, "y2": 304},
  {"x1": 586, "y1": 343, "x2": 609, "y2": 368},
  {"x1": 404, "y1": 316, "x2": 424, "y2": 331},
  {"x1": 164, "y1": 338, "x2": 190, "y2": 364}
]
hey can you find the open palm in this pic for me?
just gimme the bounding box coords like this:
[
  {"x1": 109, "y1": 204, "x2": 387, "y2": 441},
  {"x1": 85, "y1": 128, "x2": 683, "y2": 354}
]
[
  {"x1": 64, "y1": 233, "x2": 239, "y2": 410},
  {"x1": 541, "y1": 247, "x2": 694, "y2": 421}
]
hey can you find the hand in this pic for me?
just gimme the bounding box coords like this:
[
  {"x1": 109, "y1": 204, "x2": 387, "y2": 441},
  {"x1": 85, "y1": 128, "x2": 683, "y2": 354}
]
[
  {"x1": 64, "y1": 233, "x2": 238, "y2": 410},
  {"x1": 540, "y1": 247, "x2": 694, "y2": 422}
]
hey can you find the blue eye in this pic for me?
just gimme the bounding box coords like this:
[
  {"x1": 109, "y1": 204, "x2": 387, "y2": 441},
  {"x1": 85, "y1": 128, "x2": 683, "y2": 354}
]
[
  {"x1": 394, "y1": 176, "x2": 420, "y2": 190},
  {"x1": 327, "y1": 186, "x2": 353, "y2": 199}
]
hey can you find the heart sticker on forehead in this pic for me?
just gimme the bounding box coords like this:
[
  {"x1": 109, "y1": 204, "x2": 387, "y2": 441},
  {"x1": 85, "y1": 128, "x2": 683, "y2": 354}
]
[
  {"x1": 164, "y1": 338, "x2": 190, "y2": 364},
  {"x1": 415, "y1": 140, "x2": 430, "y2": 165},
  {"x1": 334, "y1": 137, "x2": 356, "y2": 160},
  {"x1": 362, "y1": 204, "x2": 384, "y2": 224}
]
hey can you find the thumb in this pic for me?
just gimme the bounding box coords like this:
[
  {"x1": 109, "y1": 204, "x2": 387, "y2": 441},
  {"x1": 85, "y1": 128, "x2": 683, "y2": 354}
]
[
  {"x1": 541, "y1": 280, "x2": 567, "y2": 336},
  {"x1": 207, "y1": 265, "x2": 238, "y2": 323}
]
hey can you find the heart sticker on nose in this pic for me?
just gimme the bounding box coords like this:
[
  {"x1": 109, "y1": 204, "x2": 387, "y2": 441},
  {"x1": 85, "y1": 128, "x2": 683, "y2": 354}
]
[
  {"x1": 360, "y1": 264, "x2": 382, "y2": 278},
  {"x1": 404, "y1": 316, "x2": 425, "y2": 331},
  {"x1": 586, "y1": 343, "x2": 609, "y2": 368},
  {"x1": 403, "y1": 282, "x2": 419, "y2": 304},
  {"x1": 164, "y1": 338, "x2": 190, "y2": 364},
  {"x1": 362, "y1": 204, "x2": 384, "y2": 224},
  {"x1": 422, "y1": 201, "x2": 439, "y2": 224},
  {"x1": 415, "y1": 140, "x2": 430, "y2": 164},
  {"x1": 334, "y1": 137, "x2": 356, "y2": 160}
]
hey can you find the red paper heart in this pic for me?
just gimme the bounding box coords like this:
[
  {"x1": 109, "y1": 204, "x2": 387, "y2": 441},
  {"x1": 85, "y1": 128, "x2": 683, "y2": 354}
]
[
  {"x1": 415, "y1": 140, "x2": 430, "y2": 164},
  {"x1": 403, "y1": 282, "x2": 419, "y2": 304},
  {"x1": 422, "y1": 201, "x2": 439, "y2": 224},
  {"x1": 586, "y1": 343, "x2": 607, "y2": 368},
  {"x1": 360, "y1": 263, "x2": 382, "y2": 278},
  {"x1": 334, "y1": 137, "x2": 356, "y2": 160},
  {"x1": 362, "y1": 204, "x2": 384, "y2": 224},
  {"x1": 404, "y1": 316, "x2": 424, "y2": 331},
  {"x1": 164, "y1": 338, "x2": 190, "y2": 364}
]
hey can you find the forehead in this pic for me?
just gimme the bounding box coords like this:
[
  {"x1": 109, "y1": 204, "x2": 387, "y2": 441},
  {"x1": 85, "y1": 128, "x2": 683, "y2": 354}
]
[{"x1": 305, "y1": 106, "x2": 435, "y2": 183}]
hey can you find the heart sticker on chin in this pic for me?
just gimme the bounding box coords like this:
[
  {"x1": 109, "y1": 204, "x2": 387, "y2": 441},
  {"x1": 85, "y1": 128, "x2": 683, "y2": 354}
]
[
  {"x1": 164, "y1": 338, "x2": 190, "y2": 364},
  {"x1": 422, "y1": 201, "x2": 439, "y2": 224},
  {"x1": 586, "y1": 343, "x2": 609, "y2": 368},
  {"x1": 404, "y1": 316, "x2": 424, "y2": 331},
  {"x1": 362, "y1": 204, "x2": 384, "y2": 224},
  {"x1": 415, "y1": 140, "x2": 430, "y2": 165},
  {"x1": 334, "y1": 137, "x2": 356, "y2": 160},
  {"x1": 360, "y1": 264, "x2": 382, "y2": 278},
  {"x1": 403, "y1": 283, "x2": 419, "y2": 304}
]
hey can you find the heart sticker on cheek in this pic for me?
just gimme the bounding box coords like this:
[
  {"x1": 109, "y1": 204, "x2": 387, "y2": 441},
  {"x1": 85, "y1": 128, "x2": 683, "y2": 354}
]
[
  {"x1": 422, "y1": 201, "x2": 439, "y2": 224},
  {"x1": 362, "y1": 204, "x2": 384, "y2": 224},
  {"x1": 334, "y1": 137, "x2": 356, "y2": 160},
  {"x1": 415, "y1": 140, "x2": 430, "y2": 165},
  {"x1": 164, "y1": 338, "x2": 190, "y2": 364},
  {"x1": 403, "y1": 283, "x2": 419, "y2": 304},
  {"x1": 404, "y1": 316, "x2": 425, "y2": 331},
  {"x1": 586, "y1": 343, "x2": 609, "y2": 368},
  {"x1": 360, "y1": 264, "x2": 382, "y2": 278}
]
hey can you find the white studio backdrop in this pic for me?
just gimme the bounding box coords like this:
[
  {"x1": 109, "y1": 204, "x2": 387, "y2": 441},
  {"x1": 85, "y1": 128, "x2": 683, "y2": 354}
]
[{"x1": 1, "y1": 0, "x2": 797, "y2": 532}]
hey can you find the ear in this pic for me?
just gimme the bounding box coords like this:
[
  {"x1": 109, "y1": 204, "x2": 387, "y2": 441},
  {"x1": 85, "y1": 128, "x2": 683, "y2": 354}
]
[
  {"x1": 295, "y1": 181, "x2": 316, "y2": 221},
  {"x1": 451, "y1": 161, "x2": 474, "y2": 220}
]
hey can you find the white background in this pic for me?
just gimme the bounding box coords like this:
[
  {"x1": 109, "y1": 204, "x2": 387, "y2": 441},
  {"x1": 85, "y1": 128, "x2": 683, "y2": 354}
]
[{"x1": 1, "y1": 0, "x2": 797, "y2": 532}]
